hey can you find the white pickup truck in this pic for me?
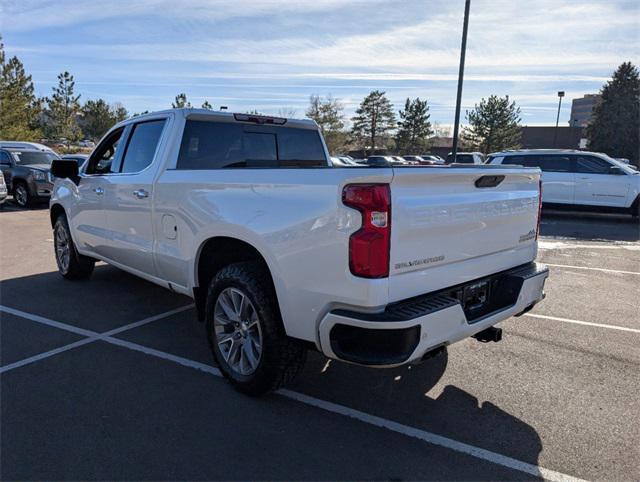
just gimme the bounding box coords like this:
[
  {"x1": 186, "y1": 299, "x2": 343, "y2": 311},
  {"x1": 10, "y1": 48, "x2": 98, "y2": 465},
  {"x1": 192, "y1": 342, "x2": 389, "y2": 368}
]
[{"x1": 50, "y1": 109, "x2": 548, "y2": 395}]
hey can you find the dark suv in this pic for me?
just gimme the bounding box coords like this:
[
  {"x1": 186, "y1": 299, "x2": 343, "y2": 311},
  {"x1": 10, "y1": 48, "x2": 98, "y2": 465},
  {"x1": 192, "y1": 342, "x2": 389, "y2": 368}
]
[{"x1": 0, "y1": 148, "x2": 60, "y2": 207}]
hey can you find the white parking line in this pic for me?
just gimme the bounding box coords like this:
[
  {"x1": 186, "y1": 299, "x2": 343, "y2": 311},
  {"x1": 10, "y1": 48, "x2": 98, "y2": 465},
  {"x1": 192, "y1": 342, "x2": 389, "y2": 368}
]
[
  {"x1": 0, "y1": 304, "x2": 586, "y2": 481},
  {"x1": 546, "y1": 263, "x2": 640, "y2": 276},
  {"x1": 102, "y1": 305, "x2": 194, "y2": 336},
  {"x1": 0, "y1": 304, "x2": 194, "y2": 373},
  {"x1": 0, "y1": 305, "x2": 96, "y2": 337},
  {"x1": 525, "y1": 313, "x2": 640, "y2": 334},
  {"x1": 0, "y1": 338, "x2": 97, "y2": 374},
  {"x1": 539, "y1": 240, "x2": 640, "y2": 251}
]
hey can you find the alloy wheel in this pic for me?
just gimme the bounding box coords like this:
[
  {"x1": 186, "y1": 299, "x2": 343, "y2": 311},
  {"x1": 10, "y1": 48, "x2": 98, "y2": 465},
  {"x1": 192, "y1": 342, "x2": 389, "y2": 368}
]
[
  {"x1": 213, "y1": 287, "x2": 263, "y2": 376},
  {"x1": 14, "y1": 185, "x2": 27, "y2": 207},
  {"x1": 55, "y1": 224, "x2": 71, "y2": 272}
]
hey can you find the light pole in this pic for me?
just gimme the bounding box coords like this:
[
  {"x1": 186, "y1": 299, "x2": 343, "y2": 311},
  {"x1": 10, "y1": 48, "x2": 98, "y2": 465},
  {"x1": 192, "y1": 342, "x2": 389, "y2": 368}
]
[
  {"x1": 553, "y1": 91, "x2": 565, "y2": 147},
  {"x1": 451, "y1": 0, "x2": 471, "y2": 163}
]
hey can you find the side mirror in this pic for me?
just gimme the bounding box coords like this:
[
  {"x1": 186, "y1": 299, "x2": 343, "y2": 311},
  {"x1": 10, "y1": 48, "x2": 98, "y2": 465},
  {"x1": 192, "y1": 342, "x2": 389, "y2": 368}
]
[
  {"x1": 51, "y1": 159, "x2": 79, "y2": 179},
  {"x1": 609, "y1": 165, "x2": 624, "y2": 175}
]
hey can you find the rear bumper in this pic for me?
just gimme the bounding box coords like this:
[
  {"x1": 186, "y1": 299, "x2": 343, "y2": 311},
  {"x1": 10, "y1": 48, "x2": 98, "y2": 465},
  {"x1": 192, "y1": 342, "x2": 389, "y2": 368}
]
[{"x1": 318, "y1": 262, "x2": 549, "y2": 367}]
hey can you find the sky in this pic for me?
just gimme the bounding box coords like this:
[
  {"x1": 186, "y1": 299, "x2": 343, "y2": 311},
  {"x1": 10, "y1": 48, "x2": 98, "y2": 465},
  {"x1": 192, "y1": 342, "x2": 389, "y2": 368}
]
[{"x1": 1, "y1": 0, "x2": 639, "y2": 128}]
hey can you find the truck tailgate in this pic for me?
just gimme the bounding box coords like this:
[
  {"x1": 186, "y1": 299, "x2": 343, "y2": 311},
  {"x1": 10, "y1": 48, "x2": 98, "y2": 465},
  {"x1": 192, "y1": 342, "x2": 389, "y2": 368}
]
[{"x1": 389, "y1": 166, "x2": 540, "y2": 302}]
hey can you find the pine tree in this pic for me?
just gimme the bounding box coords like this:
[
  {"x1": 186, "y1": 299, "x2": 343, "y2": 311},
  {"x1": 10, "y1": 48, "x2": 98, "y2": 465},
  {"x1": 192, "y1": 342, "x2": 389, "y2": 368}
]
[
  {"x1": 395, "y1": 97, "x2": 433, "y2": 154},
  {"x1": 0, "y1": 37, "x2": 43, "y2": 140},
  {"x1": 463, "y1": 95, "x2": 521, "y2": 154},
  {"x1": 587, "y1": 62, "x2": 640, "y2": 165},
  {"x1": 111, "y1": 102, "x2": 129, "y2": 123},
  {"x1": 172, "y1": 93, "x2": 191, "y2": 108},
  {"x1": 80, "y1": 100, "x2": 128, "y2": 141},
  {"x1": 47, "y1": 71, "x2": 82, "y2": 143},
  {"x1": 351, "y1": 90, "x2": 396, "y2": 153},
  {"x1": 306, "y1": 94, "x2": 346, "y2": 154},
  {"x1": 81, "y1": 99, "x2": 112, "y2": 141},
  {"x1": 201, "y1": 100, "x2": 213, "y2": 110}
]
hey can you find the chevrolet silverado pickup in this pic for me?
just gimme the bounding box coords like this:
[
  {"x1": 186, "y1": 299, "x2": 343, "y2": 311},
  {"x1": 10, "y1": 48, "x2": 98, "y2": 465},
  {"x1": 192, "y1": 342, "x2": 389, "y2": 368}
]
[{"x1": 49, "y1": 109, "x2": 548, "y2": 395}]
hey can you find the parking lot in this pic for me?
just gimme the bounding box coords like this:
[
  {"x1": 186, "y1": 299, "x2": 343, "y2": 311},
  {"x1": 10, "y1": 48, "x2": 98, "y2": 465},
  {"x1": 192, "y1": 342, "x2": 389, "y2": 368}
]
[{"x1": 1, "y1": 204, "x2": 638, "y2": 481}]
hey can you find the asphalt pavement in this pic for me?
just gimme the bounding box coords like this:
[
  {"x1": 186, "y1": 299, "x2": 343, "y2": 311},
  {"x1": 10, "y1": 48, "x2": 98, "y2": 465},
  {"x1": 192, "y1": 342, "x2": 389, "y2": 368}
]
[{"x1": 1, "y1": 202, "x2": 639, "y2": 481}]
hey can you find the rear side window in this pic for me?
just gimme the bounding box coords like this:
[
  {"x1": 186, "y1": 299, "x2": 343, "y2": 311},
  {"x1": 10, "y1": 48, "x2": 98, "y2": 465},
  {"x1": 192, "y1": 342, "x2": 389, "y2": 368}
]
[
  {"x1": 573, "y1": 155, "x2": 612, "y2": 174},
  {"x1": 508, "y1": 156, "x2": 539, "y2": 167},
  {"x1": 535, "y1": 155, "x2": 571, "y2": 172},
  {"x1": 455, "y1": 155, "x2": 474, "y2": 163},
  {"x1": 177, "y1": 120, "x2": 326, "y2": 169},
  {"x1": 121, "y1": 120, "x2": 166, "y2": 174}
]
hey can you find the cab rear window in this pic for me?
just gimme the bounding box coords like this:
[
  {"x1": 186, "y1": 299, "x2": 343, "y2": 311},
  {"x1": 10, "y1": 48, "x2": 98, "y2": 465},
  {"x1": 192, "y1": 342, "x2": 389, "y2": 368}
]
[{"x1": 177, "y1": 120, "x2": 327, "y2": 169}]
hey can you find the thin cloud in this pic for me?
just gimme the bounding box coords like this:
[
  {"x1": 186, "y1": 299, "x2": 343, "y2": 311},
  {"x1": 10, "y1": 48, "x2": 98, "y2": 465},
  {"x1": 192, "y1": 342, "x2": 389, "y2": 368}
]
[{"x1": 3, "y1": 0, "x2": 638, "y2": 122}]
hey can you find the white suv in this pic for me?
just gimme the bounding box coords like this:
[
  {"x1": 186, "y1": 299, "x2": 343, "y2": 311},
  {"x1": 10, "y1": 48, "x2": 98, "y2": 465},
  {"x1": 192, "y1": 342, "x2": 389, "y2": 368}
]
[{"x1": 488, "y1": 150, "x2": 640, "y2": 218}]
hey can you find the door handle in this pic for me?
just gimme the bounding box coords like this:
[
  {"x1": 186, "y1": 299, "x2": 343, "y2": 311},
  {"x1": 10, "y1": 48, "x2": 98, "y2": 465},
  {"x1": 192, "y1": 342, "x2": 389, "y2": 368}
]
[
  {"x1": 94, "y1": 187, "x2": 104, "y2": 195},
  {"x1": 133, "y1": 189, "x2": 149, "y2": 199},
  {"x1": 578, "y1": 177, "x2": 589, "y2": 180}
]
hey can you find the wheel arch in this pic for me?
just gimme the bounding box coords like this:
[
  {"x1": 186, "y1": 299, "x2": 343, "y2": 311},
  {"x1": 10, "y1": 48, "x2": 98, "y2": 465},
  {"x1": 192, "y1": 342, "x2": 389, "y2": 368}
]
[
  {"x1": 50, "y1": 203, "x2": 66, "y2": 227},
  {"x1": 193, "y1": 236, "x2": 280, "y2": 322}
]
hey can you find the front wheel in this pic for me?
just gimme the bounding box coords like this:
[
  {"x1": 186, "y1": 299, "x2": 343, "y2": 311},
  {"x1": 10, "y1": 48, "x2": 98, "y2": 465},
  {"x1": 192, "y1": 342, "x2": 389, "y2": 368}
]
[
  {"x1": 206, "y1": 262, "x2": 306, "y2": 396},
  {"x1": 53, "y1": 215, "x2": 95, "y2": 280},
  {"x1": 13, "y1": 182, "x2": 31, "y2": 208}
]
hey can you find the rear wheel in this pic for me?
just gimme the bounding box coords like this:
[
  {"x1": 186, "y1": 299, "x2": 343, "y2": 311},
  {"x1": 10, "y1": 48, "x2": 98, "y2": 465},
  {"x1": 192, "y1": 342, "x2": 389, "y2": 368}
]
[
  {"x1": 13, "y1": 182, "x2": 31, "y2": 208},
  {"x1": 54, "y1": 214, "x2": 95, "y2": 280},
  {"x1": 205, "y1": 262, "x2": 307, "y2": 396}
]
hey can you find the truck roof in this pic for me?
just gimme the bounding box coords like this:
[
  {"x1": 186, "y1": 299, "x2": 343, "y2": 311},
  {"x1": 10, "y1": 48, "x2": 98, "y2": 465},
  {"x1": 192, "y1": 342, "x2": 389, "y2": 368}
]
[
  {"x1": 489, "y1": 149, "x2": 584, "y2": 156},
  {"x1": 126, "y1": 108, "x2": 318, "y2": 130}
]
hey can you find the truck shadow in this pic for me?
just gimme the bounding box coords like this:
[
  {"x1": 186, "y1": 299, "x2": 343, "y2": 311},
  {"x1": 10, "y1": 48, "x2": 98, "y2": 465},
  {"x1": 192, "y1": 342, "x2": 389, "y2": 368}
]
[
  {"x1": 292, "y1": 351, "x2": 544, "y2": 480},
  {"x1": 540, "y1": 209, "x2": 639, "y2": 242}
]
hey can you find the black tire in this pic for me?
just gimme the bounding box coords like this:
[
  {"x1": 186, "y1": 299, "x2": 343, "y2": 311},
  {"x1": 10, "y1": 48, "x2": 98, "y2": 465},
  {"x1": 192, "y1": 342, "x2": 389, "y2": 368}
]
[
  {"x1": 13, "y1": 181, "x2": 31, "y2": 208},
  {"x1": 205, "y1": 262, "x2": 307, "y2": 396},
  {"x1": 53, "y1": 214, "x2": 95, "y2": 280}
]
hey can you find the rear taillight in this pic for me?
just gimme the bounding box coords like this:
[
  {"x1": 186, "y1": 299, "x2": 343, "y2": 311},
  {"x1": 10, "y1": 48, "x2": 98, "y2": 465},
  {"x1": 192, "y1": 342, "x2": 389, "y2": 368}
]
[
  {"x1": 536, "y1": 179, "x2": 543, "y2": 240},
  {"x1": 342, "y1": 184, "x2": 391, "y2": 278}
]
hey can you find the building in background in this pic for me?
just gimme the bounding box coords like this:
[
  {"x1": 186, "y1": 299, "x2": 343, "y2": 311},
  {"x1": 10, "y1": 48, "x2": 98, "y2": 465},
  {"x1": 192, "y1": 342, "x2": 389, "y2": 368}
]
[
  {"x1": 520, "y1": 126, "x2": 586, "y2": 150},
  {"x1": 569, "y1": 94, "x2": 601, "y2": 127}
]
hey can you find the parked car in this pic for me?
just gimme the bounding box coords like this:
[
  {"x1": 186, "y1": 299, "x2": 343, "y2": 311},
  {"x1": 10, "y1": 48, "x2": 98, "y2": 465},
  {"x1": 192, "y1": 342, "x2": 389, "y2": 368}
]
[
  {"x1": 0, "y1": 148, "x2": 60, "y2": 207},
  {"x1": 78, "y1": 140, "x2": 96, "y2": 148},
  {"x1": 487, "y1": 150, "x2": 640, "y2": 218},
  {"x1": 342, "y1": 158, "x2": 359, "y2": 166},
  {"x1": 364, "y1": 156, "x2": 413, "y2": 167},
  {"x1": 421, "y1": 154, "x2": 445, "y2": 164},
  {"x1": 403, "y1": 155, "x2": 435, "y2": 165},
  {"x1": 330, "y1": 156, "x2": 357, "y2": 167},
  {"x1": 446, "y1": 152, "x2": 485, "y2": 164},
  {"x1": 49, "y1": 108, "x2": 548, "y2": 395},
  {"x1": 363, "y1": 155, "x2": 393, "y2": 166},
  {"x1": 337, "y1": 155, "x2": 359, "y2": 166},
  {"x1": 0, "y1": 171, "x2": 7, "y2": 208},
  {"x1": 391, "y1": 156, "x2": 420, "y2": 165},
  {"x1": 62, "y1": 154, "x2": 89, "y2": 169},
  {"x1": 0, "y1": 141, "x2": 57, "y2": 155}
]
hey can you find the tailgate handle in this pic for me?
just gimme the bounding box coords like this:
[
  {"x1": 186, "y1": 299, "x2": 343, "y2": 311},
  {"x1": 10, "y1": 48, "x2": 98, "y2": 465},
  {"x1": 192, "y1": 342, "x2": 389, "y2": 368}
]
[{"x1": 475, "y1": 175, "x2": 505, "y2": 188}]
